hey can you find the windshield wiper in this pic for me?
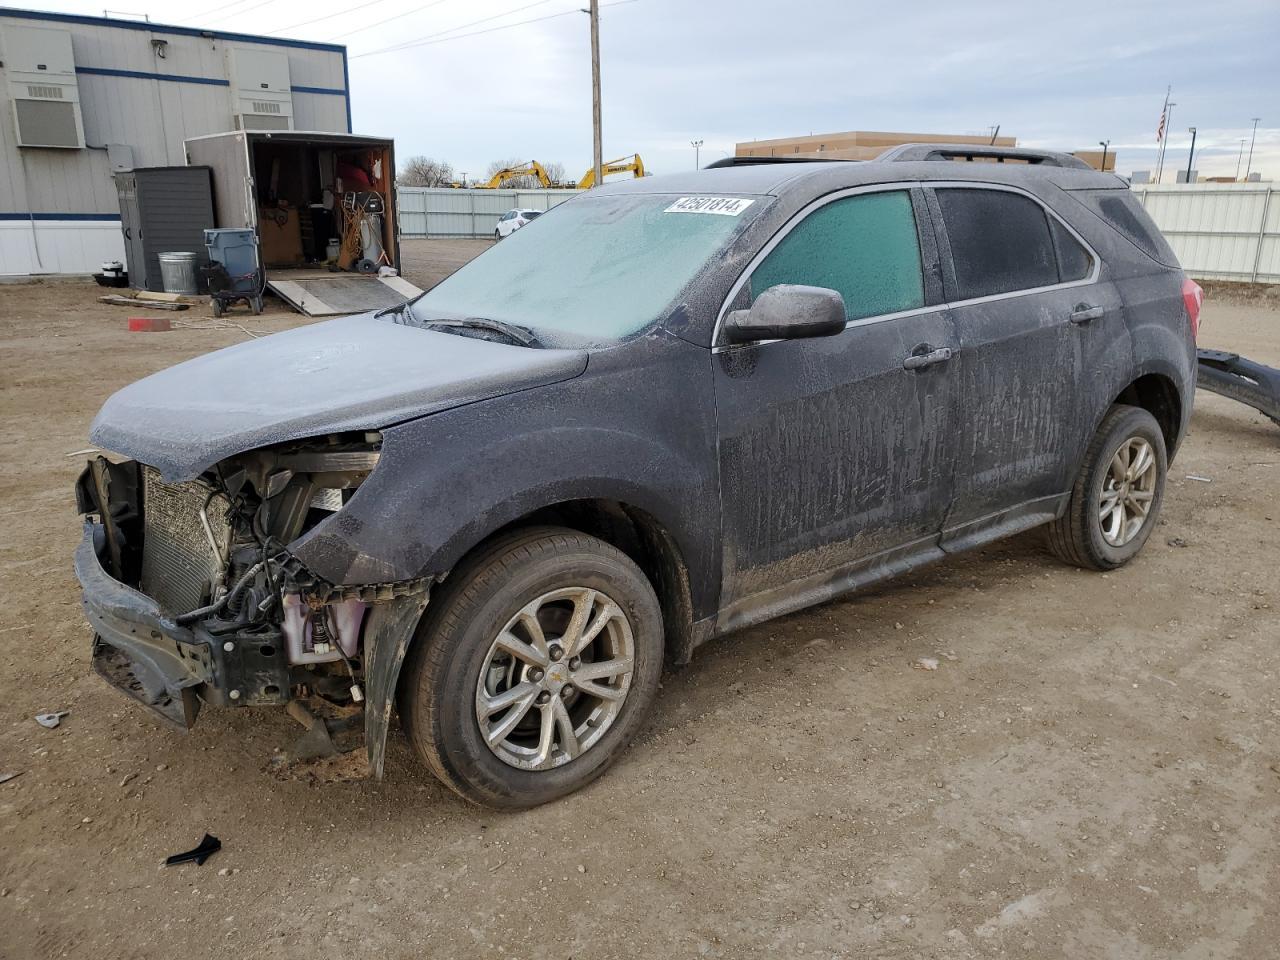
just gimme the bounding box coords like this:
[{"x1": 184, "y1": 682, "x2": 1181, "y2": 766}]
[
  {"x1": 374, "y1": 293, "x2": 425, "y2": 319},
  {"x1": 420, "y1": 317, "x2": 542, "y2": 348}
]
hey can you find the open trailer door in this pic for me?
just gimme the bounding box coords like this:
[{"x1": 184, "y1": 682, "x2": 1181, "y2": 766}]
[{"x1": 184, "y1": 130, "x2": 421, "y2": 317}]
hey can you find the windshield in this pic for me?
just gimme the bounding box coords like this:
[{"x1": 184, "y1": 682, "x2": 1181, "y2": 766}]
[{"x1": 407, "y1": 193, "x2": 763, "y2": 345}]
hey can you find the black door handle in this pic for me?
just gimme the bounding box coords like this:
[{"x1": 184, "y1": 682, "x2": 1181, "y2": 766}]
[
  {"x1": 1070, "y1": 304, "x2": 1104, "y2": 324},
  {"x1": 903, "y1": 346, "x2": 954, "y2": 371}
]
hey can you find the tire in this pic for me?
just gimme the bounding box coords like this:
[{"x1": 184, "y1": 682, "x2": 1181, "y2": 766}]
[
  {"x1": 399, "y1": 526, "x2": 663, "y2": 808},
  {"x1": 1046, "y1": 404, "x2": 1167, "y2": 570},
  {"x1": 211, "y1": 299, "x2": 224, "y2": 318},
  {"x1": 494, "y1": 229, "x2": 501, "y2": 240}
]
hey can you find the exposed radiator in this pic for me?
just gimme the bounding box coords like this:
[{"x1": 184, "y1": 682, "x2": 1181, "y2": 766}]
[{"x1": 140, "y1": 467, "x2": 232, "y2": 616}]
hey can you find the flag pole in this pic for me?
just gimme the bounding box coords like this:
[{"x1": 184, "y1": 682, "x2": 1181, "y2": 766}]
[{"x1": 1155, "y1": 86, "x2": 1171, "y2": 183}]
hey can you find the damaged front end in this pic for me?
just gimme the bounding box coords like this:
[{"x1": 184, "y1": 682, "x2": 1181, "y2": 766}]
[{"x1": 73, "y1": 433, "x2": 430, "y2": 776}]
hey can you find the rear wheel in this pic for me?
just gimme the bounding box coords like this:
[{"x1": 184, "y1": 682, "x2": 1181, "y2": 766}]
[
  {"x1": 399, "y1": 527, "x2": 663, "y2": 808},
  {"x1": 1047, "y1": 404, "x2": 1167, "y2": 570}
]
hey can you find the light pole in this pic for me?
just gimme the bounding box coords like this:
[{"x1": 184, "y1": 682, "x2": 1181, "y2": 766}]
[
  {"x1": 1098, "y1": 139, "x2": 1110, "y2": 172},
  {"x1": 1245, "y1": 117, "x2": 1260, "y2": 181},
  {"x1": 1185, "y1": 126, "x2": 1197, "y2": 184},
  {"x1": 690, "y1": 139, "x2": 703, "y2": 170},
  {"x1": 460, "y1": 172, "x2": 468, "y2": 188},
  {"x1": 1235, "y1": 139, "x2": 1247, "y2": 181}
]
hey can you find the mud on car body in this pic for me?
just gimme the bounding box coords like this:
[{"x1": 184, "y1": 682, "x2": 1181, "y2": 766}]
[{"x1": 76, "y1": 145, "x2": 1200, "y2": 808}]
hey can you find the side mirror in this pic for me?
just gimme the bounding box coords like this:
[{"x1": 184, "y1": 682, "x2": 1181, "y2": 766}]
[{"x1": 724, "y1": 284, "x2": 847, "y2": 344}]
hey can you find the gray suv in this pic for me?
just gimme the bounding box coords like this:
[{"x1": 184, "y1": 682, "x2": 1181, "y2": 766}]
[{"x1": 75, "y1": 145, "x2": 1201, "y2": 808}]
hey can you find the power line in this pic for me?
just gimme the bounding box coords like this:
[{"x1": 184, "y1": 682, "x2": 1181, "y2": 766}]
[
  {"x1": 174, "y1": 0, "x2": 261, "y2": 26},
  {"x1": 197, "y1": 0, "x2": 285, "y2": 29},
  {"x1": 351, "y1": 0, "x2": 635, "y2": 59},
  {"x1": 264, "y1": 0, "x2": 434, "y2": 36},
  {"x1": 320, "y1": 0, "x2": 467, "y2": 41},
  {"x1": 350, "y1": 0, "x2": 555, "y2": 52}
]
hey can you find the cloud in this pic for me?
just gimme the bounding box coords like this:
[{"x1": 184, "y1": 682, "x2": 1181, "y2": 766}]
[{"x1": 43, "y1": 0, "x2": 1280, "y2": 179}]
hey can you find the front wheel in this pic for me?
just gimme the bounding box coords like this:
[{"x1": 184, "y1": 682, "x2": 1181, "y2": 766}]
[
  {"x1": 399, "y1": 527, "x2": 663, "y2": 808},
  {"x1": 1046, "y1": 404, "x2": 1167, "y2": 570}
]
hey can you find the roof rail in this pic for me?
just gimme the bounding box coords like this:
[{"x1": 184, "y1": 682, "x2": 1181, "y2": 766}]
[
  {"x1": 876, "y1": 143, "x2": 1093, "y2": 170},
  {"x1": 703, "y1": 155, "x2": 860, "y2": 169}
]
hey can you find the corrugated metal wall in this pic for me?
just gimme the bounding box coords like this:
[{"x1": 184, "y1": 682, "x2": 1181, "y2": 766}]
[
  {"x1": 398, "y1": 188, "x2": 583, "y2": 238},
  {"x1": 1132, "y1": 183, "x2": 1279, "y2": 283}
]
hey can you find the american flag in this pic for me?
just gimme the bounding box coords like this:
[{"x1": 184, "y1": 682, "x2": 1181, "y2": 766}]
[{"x1": 1156, "y1": 100, "x2": 1168, "y2": 143}]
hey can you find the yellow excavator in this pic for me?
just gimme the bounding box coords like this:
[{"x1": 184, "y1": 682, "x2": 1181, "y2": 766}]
[
  {"x1": 475, "y1": 155, "x2": 647, "y2": 189},
  {"x1": 479, "y1": 161, "x2": 555, "y2": 189},
  {"x1": 578, "y1": 154, "x2": 645, "y2": 188}
]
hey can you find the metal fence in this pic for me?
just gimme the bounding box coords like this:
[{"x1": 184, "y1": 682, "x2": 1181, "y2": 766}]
[
  {"x1": 398, "y1": 187, "x2": 584, "y2": 238},
  {"x1": 1132, "y1": 183, "x2": 1279, "y2": 284}
]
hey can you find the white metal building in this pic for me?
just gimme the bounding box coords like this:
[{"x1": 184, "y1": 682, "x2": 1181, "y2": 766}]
[{"x1": 0, "y1": 7, "x2": 350, "y2": 276}]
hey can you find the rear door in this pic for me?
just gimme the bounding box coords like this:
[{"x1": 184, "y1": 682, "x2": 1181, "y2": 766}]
[
  {"x1": 927, "y1": 184, "x2": 1126, "y2": 549},
  {"x1": 713, "y1": 186, "x2": 961, "y2": 617}
]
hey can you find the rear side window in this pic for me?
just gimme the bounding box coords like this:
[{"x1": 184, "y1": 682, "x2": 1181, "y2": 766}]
[
  {"x1": 750, "y1": 190, "x2": 924, "y2": 321},
  {"x1": 525, "y1": 210, "x2": 542, "y2": 219},
  {"x1": 1078, "y1": 189, "x2": 1178, "y2": 266},
  {"x1": 1050, "y1": 217, "x2": 1093, "y2": 282},
  {"x1": 936, "y1": 188, "x2": 1059, "y2": 299}
]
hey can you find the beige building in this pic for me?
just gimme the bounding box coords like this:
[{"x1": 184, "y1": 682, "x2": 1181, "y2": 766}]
[
  {"x1": 735, "y1": 130, "x2": 1018, "y2": 161},
  {"x1": 736, "y1": 130, "x2": 1117, "y2": 172}
]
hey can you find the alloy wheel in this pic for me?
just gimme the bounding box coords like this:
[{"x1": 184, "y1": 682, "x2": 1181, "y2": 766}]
[
  {"x1": 475, "y1": 587, "x2": 634, "y2": 771},
  {"x1": 1098, "y1": 436, "x2": 1158, "y2": 546}
]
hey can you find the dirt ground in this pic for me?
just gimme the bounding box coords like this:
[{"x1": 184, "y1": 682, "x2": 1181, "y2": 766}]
[{"x1": 1, "y1": 242, "x2": 1277, "y2": 959}]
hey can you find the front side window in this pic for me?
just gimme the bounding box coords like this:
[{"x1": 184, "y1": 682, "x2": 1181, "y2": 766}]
[
  {"x1": 750, "y1": 190, "x2": 925, "y2": 321},
  {"x1": 936, "y1": 188, "x2": 1059, "y2": 299}
]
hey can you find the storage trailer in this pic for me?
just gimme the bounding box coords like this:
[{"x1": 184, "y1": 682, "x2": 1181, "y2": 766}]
[{"x1": 183, "y1": 130, "x2": 418, "y2": 315}]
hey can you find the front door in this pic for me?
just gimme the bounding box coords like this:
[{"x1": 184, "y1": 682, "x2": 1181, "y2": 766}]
[
  {"x1": 713, "y1": 187, "x2": 961, "y2": 619},
  {"x1": 926, "y1": 185, "x2": 1128, "y2": 548}
]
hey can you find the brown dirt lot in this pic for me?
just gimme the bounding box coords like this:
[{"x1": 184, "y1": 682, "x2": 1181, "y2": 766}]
[{"x1": 1, "y1": 242, "x2": 1278, "y2": 959}]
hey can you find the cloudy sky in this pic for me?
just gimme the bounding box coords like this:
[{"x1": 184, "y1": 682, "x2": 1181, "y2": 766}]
[{"x1": 41, "y1": 0, "x2": 1280, "y2": 180}]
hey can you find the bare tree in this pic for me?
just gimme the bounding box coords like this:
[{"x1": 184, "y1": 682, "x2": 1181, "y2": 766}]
[
  {"x1": 542, "y1": 161, "x2": 567, "y2": 186},
  {"x1": 397, "y1": 156, "x2": 455, "y2": 187}
]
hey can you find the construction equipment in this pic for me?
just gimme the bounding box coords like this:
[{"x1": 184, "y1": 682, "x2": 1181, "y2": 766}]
[
  {"x1": 480, "y1": 161, "x2": 555, "y2": 190},
  {"x1": 578, "y1": 153, "x2": 645, "y2": 188}
]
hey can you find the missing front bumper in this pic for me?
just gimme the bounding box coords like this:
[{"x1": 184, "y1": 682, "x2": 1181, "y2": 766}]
[{"x1": 75, "y1": 523, "x2": 291, "y2": 728}]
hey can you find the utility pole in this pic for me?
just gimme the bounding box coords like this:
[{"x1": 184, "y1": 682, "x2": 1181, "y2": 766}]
[
  {"x1": 1245, "y1": 117, "x2": 1260, "y2": 181},
  {"x1": 1098, "y1": 140, "x2": 1110, "y2": 172},
  {"x1": 690, "y1": 139, "x2": 703, "y2": 169},
  {"x1": 588, "y1": 0, "x2": 603, "y2": 189},
  {"x1": 1185, "y1": 126, "x2": 1197, "y2": 184},
  {"x1": 1235, "y1": 139, "x2": 1247, "y2": 181}
]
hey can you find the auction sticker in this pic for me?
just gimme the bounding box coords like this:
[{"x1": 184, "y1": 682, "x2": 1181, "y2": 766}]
[{"x1": 664, "y1": 196, "x2": 755, "y2": 216}]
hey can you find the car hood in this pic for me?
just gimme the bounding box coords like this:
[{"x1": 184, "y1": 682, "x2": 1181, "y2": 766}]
[{"x1": 90, "y1": 312, "x2": 588, "y2": 481}]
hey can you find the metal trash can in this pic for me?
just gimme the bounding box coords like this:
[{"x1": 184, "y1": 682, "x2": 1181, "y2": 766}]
[{"x1": 157, "y1": 251, "x2": 199, "y2": 295}]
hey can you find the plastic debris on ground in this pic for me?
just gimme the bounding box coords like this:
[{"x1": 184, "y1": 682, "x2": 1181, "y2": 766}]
[{"x1": 164, "y1": 834, "x2": 222, "y2": 867}]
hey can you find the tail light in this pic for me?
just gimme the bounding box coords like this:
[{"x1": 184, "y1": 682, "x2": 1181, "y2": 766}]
[{"x1": 1182, "y1": 276, "x2": 1204, "y2": 340}]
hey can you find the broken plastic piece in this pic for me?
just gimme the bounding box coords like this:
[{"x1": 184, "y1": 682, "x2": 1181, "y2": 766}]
[
  {"x1": 165, "y1": 833, "x2": 222, "y2": 867},
  {"x1": 35, "y1": 711, "x2": 70, "y2": 729}
]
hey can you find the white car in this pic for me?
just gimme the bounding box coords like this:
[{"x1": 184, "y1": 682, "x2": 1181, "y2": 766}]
[{"x1": 494, "y1": 208, "x2": 542, "y2": 238}]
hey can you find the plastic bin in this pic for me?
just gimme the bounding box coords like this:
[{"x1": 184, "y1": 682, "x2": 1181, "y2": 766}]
[
  {"x1": 157, "y1": 251, "x2": 199, "y2": 295},
  {"x1": 203, "y1": 228, "x2": 260, "y2": 280}
]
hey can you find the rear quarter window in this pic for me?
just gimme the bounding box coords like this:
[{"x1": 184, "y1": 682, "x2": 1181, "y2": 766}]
[{"x1": 1076, "y1": 189, "x2": 1179, "y2": 266}]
